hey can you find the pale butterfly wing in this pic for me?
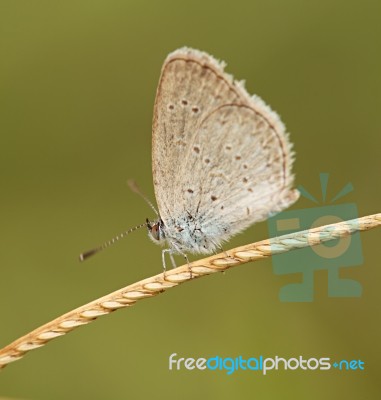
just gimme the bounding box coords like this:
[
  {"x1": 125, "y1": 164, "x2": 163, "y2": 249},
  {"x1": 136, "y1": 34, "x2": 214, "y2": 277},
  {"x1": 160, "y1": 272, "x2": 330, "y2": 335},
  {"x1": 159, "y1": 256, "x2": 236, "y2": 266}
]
[{"x1": 152, "y1": 47, "x2": 299, "y2": 254}]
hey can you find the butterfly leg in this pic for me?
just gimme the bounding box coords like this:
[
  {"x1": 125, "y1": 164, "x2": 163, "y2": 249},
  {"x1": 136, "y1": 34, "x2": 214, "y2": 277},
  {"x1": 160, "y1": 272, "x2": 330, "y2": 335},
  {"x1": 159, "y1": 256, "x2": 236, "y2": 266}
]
[
  {"x1": 161, "y1": 248, "x2": 170, "y2": 276},
  {"x1": 182, "y1": 252, "x2": 192, "y2": 279},
  {"x1": 169, "y1": 251, "x2": 177, "y2": 268},
  {"x1": 162, "y1": 248, "x2": 180, "y2": 278},
  {"x1": 168, "y1": 242, "x2": 193, "y2": 279},
  {"x1": 163, "y1": 248, "x2": 192, "y2": 279}
]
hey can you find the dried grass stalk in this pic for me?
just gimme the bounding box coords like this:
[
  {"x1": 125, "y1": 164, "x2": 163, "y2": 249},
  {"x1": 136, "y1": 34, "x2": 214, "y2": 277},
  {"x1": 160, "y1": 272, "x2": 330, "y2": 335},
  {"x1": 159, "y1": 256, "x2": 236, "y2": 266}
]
[{"x1": 0, "y1": 213, "x2": 380, "y2": 370}]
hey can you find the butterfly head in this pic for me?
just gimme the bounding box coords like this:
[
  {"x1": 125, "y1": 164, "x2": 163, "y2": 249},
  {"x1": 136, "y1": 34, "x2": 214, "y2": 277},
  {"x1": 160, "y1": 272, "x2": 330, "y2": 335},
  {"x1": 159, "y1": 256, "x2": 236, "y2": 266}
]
[{"x1": 146, "y1": 218, "x2": 166, "y2": 245}]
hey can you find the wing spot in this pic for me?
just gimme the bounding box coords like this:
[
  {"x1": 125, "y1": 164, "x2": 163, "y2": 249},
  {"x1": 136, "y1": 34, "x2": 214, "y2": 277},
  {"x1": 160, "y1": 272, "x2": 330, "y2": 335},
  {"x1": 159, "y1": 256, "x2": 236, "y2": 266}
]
[
  {"x1": 181, "y1": 100, "x2": 188, "y2": 105},
  {"x1": 168, "y1": 104, "x2": 174, "y2": 110},
  {"x1": 192, "y1": 106, "x2": 199, "y2": 113},
  {"x1": 211, "y1": 195, "x2": 218, "y2": 201},
  {"x1": 225, "y1": 146, "x2": 232, "y2": 150},
  {"x1": 220, "y1": 205, "x2": 224, "y2": 210},
  {"x1": 193, "y1": 146, "x2": 200, "y2": 154},
  {"x1": 243, "y1": 177, "x2": 248, "y2": 183},
  {"x1": 235, "y1": 155, "x2": 241, "y2": 160},
  {"x1": 204, "y1": 158, "x2": 210, "y2": 164},
  {"x1": 187, "y1": 189, "x2": 194, "y2": 193},
  {"x1": 243, "y1": 164, "x2": 248, "y2": 169},
  {"x1": 248, "y1": 188, "x2": 253, "y2": 193}
]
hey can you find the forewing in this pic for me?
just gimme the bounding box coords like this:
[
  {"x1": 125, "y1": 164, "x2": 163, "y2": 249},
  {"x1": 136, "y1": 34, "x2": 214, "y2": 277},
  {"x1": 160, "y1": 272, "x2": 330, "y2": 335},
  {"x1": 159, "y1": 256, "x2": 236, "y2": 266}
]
[{"x1": 152, "y1": 48, "x2": 242, "y2": 220}]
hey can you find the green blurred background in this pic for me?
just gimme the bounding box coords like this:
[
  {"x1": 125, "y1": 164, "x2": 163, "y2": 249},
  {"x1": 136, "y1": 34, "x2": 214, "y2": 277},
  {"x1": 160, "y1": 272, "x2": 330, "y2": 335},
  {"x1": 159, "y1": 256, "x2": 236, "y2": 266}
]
[{"x1": 0, "y1": 0, "x2": 380, "y2": 398}]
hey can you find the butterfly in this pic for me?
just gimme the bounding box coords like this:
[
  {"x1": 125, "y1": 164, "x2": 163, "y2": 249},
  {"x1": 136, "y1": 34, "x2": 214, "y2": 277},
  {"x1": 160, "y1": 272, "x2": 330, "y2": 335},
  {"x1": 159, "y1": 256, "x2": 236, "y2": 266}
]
[{"x1": 80, "y1": 48, "x2": 299, "y2": 271}]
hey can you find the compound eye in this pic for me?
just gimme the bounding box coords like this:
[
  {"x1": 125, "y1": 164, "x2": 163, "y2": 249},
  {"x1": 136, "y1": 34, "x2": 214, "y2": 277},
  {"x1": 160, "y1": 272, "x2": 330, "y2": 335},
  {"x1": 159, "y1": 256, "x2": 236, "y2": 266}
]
[{"x1": 149, "y1": 223, "x2": 160, "y2": 241}]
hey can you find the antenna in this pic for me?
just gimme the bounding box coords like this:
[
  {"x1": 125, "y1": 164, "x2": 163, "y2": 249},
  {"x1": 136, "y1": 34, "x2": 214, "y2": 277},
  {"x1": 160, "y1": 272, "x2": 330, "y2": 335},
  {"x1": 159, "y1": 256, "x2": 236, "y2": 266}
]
[
  {"x1": 79, "y1": 222, "x2": 147, "y2": 262},
  {"x1": 79, "y1": 180, "x2": 158, "y2": 262},
  {"x1": 127, "y1": 179, "x2": 159, "y2": 217}
]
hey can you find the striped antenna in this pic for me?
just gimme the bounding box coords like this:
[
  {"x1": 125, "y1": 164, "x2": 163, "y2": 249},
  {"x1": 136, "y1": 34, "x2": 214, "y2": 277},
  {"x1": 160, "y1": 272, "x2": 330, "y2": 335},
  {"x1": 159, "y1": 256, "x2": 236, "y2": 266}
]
[
  {"x1": 80, "y1": 181, "x2": 157, "y2": 262},
  {"x1": 79, "y1": 222, "x2": 147, "y2": 262}
]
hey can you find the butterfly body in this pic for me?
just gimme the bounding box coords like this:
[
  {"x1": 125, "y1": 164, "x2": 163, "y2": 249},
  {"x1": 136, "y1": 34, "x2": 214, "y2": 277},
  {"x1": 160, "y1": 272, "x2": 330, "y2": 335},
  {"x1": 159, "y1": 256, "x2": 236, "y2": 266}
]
[{"x1": 148, "y1": 213, "x2": 231, "y2": 255}]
